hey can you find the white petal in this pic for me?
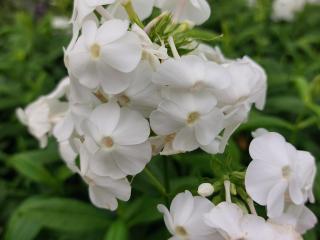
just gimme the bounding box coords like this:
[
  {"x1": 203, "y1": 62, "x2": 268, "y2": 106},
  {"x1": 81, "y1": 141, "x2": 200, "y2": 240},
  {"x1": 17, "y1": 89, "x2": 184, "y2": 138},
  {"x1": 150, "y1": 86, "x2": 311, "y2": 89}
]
[
  {"x1": 111, "y1": 142, "x2": 152, "y2": 176},
  {"x1": 289, "y1": 177, "x2": 304, "y2": 205},
  {"x1": 53, "y1": 113, "x2": 74, "y2": 142},
  {"x1": 173, "y1": 127, "x2": 199, "y2": 152},
  {"x1": 204, "y1": 62, "x2": 231, "y2": 89},
  {"x1": 90, "y1": 150, "x2": 126, "y2": 179},
  {"x1": 245, "y1": 160, "x2": 282, "y2": 205},
  {"x1": 158, "y1": 204, "x2": 175, "y2": 235},
  {"x1": 267, "y1": 180, "x2": 288, "y2": 218},
  {"x1": 240, "y1": 215, "x2": 273, "y2": 240},
  {"x1": 89, "y1": 185, "x2": 118, "y2": 211},
  {"x1": 150, "y1": 110, "x2": 184, "y2": 135},
  {"x1": 89, "y1": 102, "x2": 120, "y2": 136},
  {"x1": 170, "y1": 191, "x2": 195, "y2": 226},
  {"x1": 200, "y1": 138, "x2": 220, "y2": 154},
  {"x1": 95, "y1": 19, "x2": 128, "y2": 45},
  {"x1": 204, "y1": 202, "x2": 243, "y2": 239},
  {"x1": 113, "y1": 108, "x2": 150, "y2": 145},
  {"x1": 249, "y1": 132, "x2": 291, "y2": 166},
  {"x1": 101, "y1": 32, "x2": 142, "y2": 73},
  {"x1": 195, "y1": 109, "x2": 224, "y2": 145},
  {"x1": 82, "y1": 18, "x2": 98, "y2": 46},
  {"x1": 99, "y1": 64, "x2": 131, "y2": 94}
]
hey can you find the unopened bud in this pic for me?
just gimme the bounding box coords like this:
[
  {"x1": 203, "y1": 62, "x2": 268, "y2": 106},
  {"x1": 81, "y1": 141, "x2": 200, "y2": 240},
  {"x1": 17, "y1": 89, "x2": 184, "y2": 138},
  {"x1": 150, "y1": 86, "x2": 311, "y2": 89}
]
[{"x1": 198, "y1": 183, "x2": 214, "y2": 197}]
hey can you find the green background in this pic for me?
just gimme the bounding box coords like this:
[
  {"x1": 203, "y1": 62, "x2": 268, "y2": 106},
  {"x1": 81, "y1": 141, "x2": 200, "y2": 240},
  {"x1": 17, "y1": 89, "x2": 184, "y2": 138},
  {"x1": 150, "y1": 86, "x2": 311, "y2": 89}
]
[{"x1": 0, "y1": 0, "x2": 319, "y2": 239}]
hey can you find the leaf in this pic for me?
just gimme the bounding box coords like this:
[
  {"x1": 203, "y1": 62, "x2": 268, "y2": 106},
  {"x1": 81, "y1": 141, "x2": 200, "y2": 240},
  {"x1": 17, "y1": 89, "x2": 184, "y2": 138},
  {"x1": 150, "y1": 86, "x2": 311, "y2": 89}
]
[
  {"x1": 183, "y1": 28, "x2": 221, "y2": 42},
  {"x1": 104, "y1": 221, "x2": 128, "y2": 240},
  {"x1": 4, "y1": 196, "x2": 112, "y2": 240},
  {"x1": 9, "y1": 153, "x2": 59, "y2": 189},
  {"x1": 122, "y1": 196, "x2": 162, "y2": 227},
  {"x1": 5, "y1": 214, "x2": 41, "y2": 240},
  {"x1": 239, "y1": 111, "x2": 295, "y2": 131}
]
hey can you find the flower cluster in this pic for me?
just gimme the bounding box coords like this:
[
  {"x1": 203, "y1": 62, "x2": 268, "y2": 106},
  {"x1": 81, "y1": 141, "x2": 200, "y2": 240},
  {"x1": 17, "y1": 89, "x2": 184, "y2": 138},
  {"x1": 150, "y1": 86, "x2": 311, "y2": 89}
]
[
  {"x1": 249, "y1": 0, "x2": 320, "y2": 21},
  {"x1": 17, "y1": 0, "x2": 317, "y2": 239},
  {"x1": 159, "y1": 131, "x2": 317, "y2": 240}
]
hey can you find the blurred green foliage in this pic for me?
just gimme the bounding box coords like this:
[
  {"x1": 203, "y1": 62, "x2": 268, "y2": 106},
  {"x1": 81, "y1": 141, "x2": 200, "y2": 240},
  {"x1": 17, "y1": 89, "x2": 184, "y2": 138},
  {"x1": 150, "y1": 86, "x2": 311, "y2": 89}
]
[{"x1": 0, "y1": 0, "x2": 319, "y2": 239}]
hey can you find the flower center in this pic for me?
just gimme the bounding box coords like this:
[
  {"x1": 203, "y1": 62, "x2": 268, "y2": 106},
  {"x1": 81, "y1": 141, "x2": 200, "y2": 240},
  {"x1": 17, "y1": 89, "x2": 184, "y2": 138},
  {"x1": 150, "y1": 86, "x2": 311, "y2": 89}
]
[
  {"x1": 187, "y1": 112, "x2": 200, "y2": 125},
  {"x1": 164, "y1": 133, "x2": 176, "y2": 144},
  {"x1": 191, "y1": 81, "x2": 205, "y2": 91},
  {"x1": 282, "y1": 165, "x2": 291, "y2": 179},
  {"x1": 102, "y1": 137, "x2": 114, "y2": 149},
  {"x1": 175, "y1": 226, "x2": 188, "y2": 237},
  {"x1": 118, "y1": 95, "x2": 130, "y2": 106},
  {"x1": 90, "y1": 43, "x2": 101, "y2": 59}
]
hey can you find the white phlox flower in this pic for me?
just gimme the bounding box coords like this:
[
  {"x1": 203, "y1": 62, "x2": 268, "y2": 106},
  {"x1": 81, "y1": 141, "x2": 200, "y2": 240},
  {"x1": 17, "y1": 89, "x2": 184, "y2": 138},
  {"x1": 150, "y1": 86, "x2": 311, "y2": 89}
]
[
  {"x1": 150, "y1": 89, "x2": 225, "y2": 153},
  {"x1": 245, "y1": 131, "x2": 316, "y2": 218},
  {"x1": 268, "y1": 204, "x2": 317, "y2": 234},
  {"x1": 158, "y1": 190, "x2": 221, "y2": 240},
  {"x1": 81, "y1": 102, "x2": 152, "y2": 179},
  {"x1": 115, "y1": 61, "x2": 162, "y2": 117},
  {"x1": 149, "y1": 134, "x2": 183, "y2": 156},
  {"x1": 78, "y1": 143, "x2": 131, "y2": 211},
  {"x1": 153, "y1": 55, "x2": 231, "y2": 93},
  {"x1": 214, "y1": 57, "x2": 267, "y2": 152},
  {"x1": 156, "y1": 0, "x2": 211, "y2": 25},
  {"x1": 68, "y1": 18, "x2": 142, "y2": 94},
  {"x1": 272, "y1": 0, "x2": 305, "y2": 21},
  {"x1": 107, "y1": 0, "x2": 155, "y2": 21},
  {"x1": 204, "y1": 202, "x2": 274, "y2": 240},
  {"x1": 16, "y1": 77, "x2": 70, "y2": 148},
  {"x1": 193, "y1": 44, "x2": 231, "y2": 64},
  {"x1": 198, "y1": 183, "x2": 214, "y2": 197}
]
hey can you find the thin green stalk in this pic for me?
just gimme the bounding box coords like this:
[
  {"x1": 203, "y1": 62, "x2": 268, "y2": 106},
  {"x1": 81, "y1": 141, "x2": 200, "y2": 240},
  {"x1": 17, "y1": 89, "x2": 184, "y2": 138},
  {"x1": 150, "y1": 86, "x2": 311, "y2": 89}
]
[
  {"x1": 144, "y1": 167, "x2": 167, "y2": 197},
  {"x1": 122, "y1": 0, "x2": 144, "y2": 28}
]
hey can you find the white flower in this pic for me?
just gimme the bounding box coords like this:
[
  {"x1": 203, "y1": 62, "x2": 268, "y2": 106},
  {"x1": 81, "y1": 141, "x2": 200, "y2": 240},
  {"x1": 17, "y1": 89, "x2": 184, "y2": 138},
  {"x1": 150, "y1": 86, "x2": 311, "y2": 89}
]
[
  {"x1": 157, "y1": 0, "x2": 211, "y2": 25},
  {"x1": 150, "y1": 90, "x2": 225, "y2": 153},
  {"x1": 107, "y1": 0, "x2": 155, "y2": 21},
  {"x1": 115, "y1": 61, "x2": 162, "y2": 117},
  {"x1": 71, "y1": 0, "x2": 115, "y2": 26},
  {"x1": 153, "y1": 55, "x2": 231, "y2": 93},
  {"x1": 149, "y1": 134, "x2": 183, "y2": 156},
  {"x1": 52, "y1": 16, "x2": 70, "y2": 30},
  {"x1": 269, "y1": 204, "x2": 317, "y2": 234},
  {"x1": 245, "y1": 131, "x2": 316, "y2": 218},
  {"x1": 204, "y1": 202, "x2": 274, "y2": 240},
  {"x1": 272, "y1": 0, "x2": 305, "y2": 21},
  {"x1": 68, "y1": 18, "x2": 142, "y2": 94},
  {"x1": 79, "y1": 144, "x2": 131, "y2": 211},
  {"x1": 215, "y1": 57, "x2": 267, "y2": 152},
  {"x1": 81, "y1": 102, "x2": 152, "y2": 179},
  {"x1": 193, "y1": 44, "x2": 231, "y2": 64},
  {"x1": 198, "y1": 183, "x2": 214, "y2": 197},
  {"x1": 158, "y1": 190, "x2": 220, "y2": 240},
  {"x1": 17, "y1": 77, "x2": 70, "y2": 148}
]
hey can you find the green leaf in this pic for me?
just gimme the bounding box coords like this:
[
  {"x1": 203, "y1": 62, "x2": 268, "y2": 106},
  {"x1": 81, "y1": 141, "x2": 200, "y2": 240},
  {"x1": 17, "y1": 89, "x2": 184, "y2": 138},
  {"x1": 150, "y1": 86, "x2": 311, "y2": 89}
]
[
  {"x1": 5, "y1": 214, "x2": 41, "y2": 240},
  {"x1": 9, "y1": 153, "x2": 59, "y2": 188},
  {"x1": 122, "y1": 196, "x2": 162, "y2": 227},
  {"x1": 104, "y1": 221, "x2": 128, "y2": 240},
  {"x1": 5, "y1": 196, "x2": 112, "y2": 239},
  {"x1": 183, "y1": 28, "x2": 221, "y2": 42},
  {"x1": 239, "y1": 111, "x2": 295, "y2": 131}
]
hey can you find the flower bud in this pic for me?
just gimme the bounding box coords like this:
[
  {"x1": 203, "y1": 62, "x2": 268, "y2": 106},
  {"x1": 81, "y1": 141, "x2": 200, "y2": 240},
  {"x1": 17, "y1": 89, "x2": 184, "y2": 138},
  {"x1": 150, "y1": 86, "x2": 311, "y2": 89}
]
[{"x1": 197, "y1": 183, "x2": 214, "y2": 197}]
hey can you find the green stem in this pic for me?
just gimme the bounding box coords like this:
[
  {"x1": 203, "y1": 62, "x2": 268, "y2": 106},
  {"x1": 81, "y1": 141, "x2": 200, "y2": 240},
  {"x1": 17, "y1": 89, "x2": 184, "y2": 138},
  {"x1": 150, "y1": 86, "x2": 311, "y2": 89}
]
[
  {"x1": 122, "y1": 0, "x2": 144, "y2": 28},
  {"x1": 144, "y1": 167, "x2": 167, "y2": 197}
]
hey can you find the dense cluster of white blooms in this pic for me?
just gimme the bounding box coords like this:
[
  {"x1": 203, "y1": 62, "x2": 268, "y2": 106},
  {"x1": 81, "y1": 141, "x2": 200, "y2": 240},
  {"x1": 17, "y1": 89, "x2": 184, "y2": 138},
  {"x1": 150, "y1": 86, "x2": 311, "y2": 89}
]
[
  {"x1": 160, "y1": 131, "x2": 317, "y2": 239},
  {"x1": 248, "y1": 0, "x2": 320, "y2": 21},
  {"x1": 17, "y1": 0, "x2": 317, "y2": 239}
]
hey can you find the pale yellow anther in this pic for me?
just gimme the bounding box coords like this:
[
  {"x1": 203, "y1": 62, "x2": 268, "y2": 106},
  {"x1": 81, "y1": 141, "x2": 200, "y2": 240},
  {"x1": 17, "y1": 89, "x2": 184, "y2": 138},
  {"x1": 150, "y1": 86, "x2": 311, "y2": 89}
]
[
  {"x1": 187, "y1": 112, "x2": 200, "y2": 125},
  {"x1": 90, "y1": 43, "x2": 101, "y2": 59},
  {"x1": 102, "y1": 137, "x2": 114, "y2": 148}
]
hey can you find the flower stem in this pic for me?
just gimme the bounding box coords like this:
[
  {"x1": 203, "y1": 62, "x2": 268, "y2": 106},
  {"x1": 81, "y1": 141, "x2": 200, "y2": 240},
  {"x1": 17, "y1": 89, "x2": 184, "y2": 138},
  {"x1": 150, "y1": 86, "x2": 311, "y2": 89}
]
[
  {"x1": 95, "y1": 6, "x2": 113, "y2": 20},
  {"x1": 144, "y1": 167, "x2": 167, "y2": 197},
  {"x1": 224, "y1": 180, "x2": 232, "y2": 203},
  {"x1": 122, "y1": 0, "x2": 144, "y2": 28},
  {"x1": 168, "y1": 36, "x2": 181, "y2": 59}
]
